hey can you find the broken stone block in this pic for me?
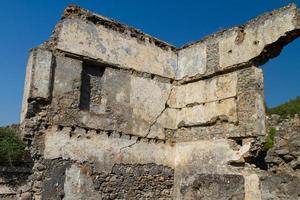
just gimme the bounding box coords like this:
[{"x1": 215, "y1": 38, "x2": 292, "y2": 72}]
[{"x1": 219, "y1": 5, "x2": 298, "y2": 69}]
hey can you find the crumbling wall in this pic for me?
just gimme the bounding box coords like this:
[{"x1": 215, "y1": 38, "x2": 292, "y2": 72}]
[
  {"x1": 20, "y1": 5, "x2": 177, "y2": 199},
  {"x1": 19, "y1": 4, "x2": 300, "y2": 200},
  {"x1": 0, "y1": 166, "x2": 32, "y2": 200},
  {"x1": 171, "y1": 5, "x2": 300, "y2": 199}
]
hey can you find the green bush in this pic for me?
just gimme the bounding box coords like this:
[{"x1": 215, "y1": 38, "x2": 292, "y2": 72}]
[
  {"x1": 264, "y1": 127, "x2": 276, "y2": 151},
  {"x1": 267, "y1": 96, "x2": 300, "y2": 119},
  {"x1": 0, "y1": 127, "x2": 30, "y2": 166}
]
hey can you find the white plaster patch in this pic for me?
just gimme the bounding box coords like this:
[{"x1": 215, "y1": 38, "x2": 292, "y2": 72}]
[
  {"x1": 130, "y1": 76, "x2": 171, "y2": 136},
  {"x1": 43, "y1": 127, "x2": 175, "y2": 172},
  {"x1": 168, "y1": 72, "x2": 238, "y2": 108},
  {"x1": 244, "y1": 174, "x2": 262, "y2": 200},
  {"x1": 57, "y1": 18, "x2": 177, "y2": 78},
  {"x1": 175, "y1": 139, "x2": 240, "y2": 175},
  {"x1": 64, "y1": 165, "x2": 99, "y2": 200},
  {"x1": 177, "y1": 43, "x2": 207, "y2": 79},
  {"x1": 160, "y1": 97, "x2": 237, "y2": 129}
]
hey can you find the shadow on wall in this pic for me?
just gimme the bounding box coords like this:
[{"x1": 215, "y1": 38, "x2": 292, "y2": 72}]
[{"x1": 79, "y1": 62, "x2": 106, "y2": 111}]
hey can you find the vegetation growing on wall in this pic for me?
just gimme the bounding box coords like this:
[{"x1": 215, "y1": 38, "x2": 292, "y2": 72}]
[
  {"x1": 0, "y1": 127, "x2": 30, "y2": 166},
  {"x1": 264, "y1": 127, "x2": 276, "y2": 151},
  {"x1": 267, "y1": 96, "x2": 300, "y2": 119}
]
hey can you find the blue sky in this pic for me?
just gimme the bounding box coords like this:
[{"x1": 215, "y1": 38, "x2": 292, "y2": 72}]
[{"x1": 0, "y1": 0, "x2": 299, "y2": 126}]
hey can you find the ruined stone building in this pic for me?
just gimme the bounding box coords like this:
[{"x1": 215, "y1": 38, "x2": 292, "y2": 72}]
[{"x1": 11, "y1": 3, "x2": 300, "y2": 200}]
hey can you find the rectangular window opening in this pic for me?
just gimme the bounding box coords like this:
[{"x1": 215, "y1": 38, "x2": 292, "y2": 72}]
[{"x1": 79, "y1": 62, "x2": 106, "y2": 111}]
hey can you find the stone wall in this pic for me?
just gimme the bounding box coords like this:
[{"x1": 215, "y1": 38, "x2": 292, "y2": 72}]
[
  {"x1": 19, "y1": 4, "x2": 300, "y2": 200},
  {"x1": 0, "y1": 166, "x2": 32, "y2": 200},
  {"x1": 259, "y1": 115, "x2": 300, "y2": 200}
]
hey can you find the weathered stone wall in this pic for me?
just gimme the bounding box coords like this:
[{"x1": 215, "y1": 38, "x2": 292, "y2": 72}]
[
  {"x1": 0, "y1": 166, "x2": 32, "y2": 200},
  {"x1": 19, "y1": 4, "x2": 300, "y2": 200},
  {"x1": 57, "y1": 7, "x2": 177, "y2": 79},
  {"x1": 257, "y1": 116, "x2": 300, "y2": 200},
  {"x1": 177, "y1": 4, "x2": 300, "y2": 82}
]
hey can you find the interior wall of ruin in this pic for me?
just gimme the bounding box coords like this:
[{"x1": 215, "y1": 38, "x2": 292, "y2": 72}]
[{"x1": 18, "y1": 4, "x2": 300, "y2": 200}]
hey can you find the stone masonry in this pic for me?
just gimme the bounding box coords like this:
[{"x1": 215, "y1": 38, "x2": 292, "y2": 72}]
[{"x1": 17, "y1": 4, "x2": 300, "y2": 200}]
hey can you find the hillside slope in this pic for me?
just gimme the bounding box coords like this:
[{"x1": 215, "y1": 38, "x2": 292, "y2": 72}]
[{"x1": 267, "y1": 96, "x2": 300, "y2": 118}]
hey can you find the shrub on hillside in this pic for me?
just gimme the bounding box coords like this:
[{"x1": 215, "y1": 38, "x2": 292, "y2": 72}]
[
  {"x1": 267, "y1": 96, "x2": 300, "y2": 119},
  {"x1": 0, "y1": 127, "x2": 30, "y2": 166}
]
